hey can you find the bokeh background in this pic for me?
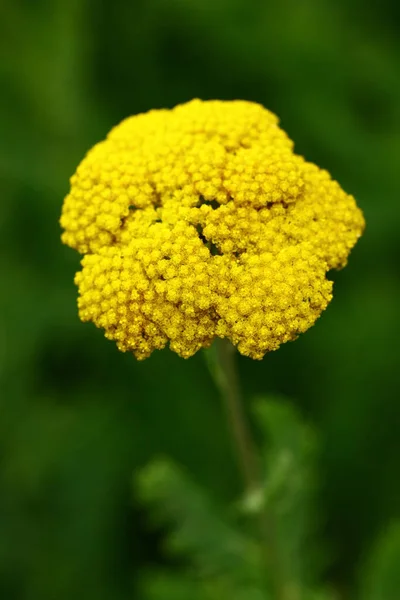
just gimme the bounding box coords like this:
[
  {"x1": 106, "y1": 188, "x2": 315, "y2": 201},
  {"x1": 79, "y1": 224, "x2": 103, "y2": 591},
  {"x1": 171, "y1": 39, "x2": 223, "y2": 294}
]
[{"x1": 1, "y1": 0, "x2": 399, "y2": 598}]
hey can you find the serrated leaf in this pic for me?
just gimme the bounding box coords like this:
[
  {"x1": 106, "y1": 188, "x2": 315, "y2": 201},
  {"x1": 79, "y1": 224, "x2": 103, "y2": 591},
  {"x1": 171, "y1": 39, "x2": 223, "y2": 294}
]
[
  {"x1": 136, "y1": 459, "x2": 261, "y2": 585},
  {"x1": 250, "y1": 397, "x2": 322, "y2": 590}
]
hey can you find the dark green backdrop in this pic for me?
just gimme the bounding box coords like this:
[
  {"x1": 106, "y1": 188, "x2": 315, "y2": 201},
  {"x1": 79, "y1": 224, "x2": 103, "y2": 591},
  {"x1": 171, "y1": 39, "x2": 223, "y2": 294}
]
[{"x1": 1, "y1": 1, "x2": 399, "y2": 599}]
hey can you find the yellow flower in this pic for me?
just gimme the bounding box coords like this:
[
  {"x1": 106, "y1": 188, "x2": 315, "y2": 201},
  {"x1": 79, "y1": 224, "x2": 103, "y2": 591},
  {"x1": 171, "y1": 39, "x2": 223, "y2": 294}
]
[{"x1": 60, "y1": 99, "x2": 364, "y2": 360}]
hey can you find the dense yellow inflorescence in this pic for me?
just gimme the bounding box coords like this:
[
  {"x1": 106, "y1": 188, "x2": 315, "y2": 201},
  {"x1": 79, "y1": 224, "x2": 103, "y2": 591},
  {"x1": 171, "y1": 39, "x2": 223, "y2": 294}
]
[{"x1": 60, "y1": 99, "x2": 364, "y2": 360}]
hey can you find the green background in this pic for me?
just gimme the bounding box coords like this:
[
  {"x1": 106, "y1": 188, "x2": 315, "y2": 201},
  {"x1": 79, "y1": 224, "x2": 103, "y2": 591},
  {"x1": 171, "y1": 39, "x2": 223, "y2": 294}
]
[{"x1": 1, "y1": 0, "x2": 399, "y2": 598}]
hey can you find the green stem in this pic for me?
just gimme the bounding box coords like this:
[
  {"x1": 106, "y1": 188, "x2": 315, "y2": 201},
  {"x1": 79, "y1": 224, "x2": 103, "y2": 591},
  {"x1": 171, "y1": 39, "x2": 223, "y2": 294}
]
[
  {"x1": 205, "y1": 337, "x2": 289, "y2": 600},
  {"x1": 211, "y1": 338, "x2": 259, "y2": 494}
]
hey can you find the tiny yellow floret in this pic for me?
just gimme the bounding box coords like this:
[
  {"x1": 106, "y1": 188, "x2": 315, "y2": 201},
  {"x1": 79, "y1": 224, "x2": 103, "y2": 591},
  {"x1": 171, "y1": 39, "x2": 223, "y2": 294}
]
[{"x1": 60, "y1": 99, "x2": 364, "y2": 360}]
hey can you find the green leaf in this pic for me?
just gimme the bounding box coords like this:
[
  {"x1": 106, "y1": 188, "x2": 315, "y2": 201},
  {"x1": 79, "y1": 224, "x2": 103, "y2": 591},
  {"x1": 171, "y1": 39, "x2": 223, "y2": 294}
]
[
  {"x1": 136, "y1": 459, "x2": 261, "y2": 584},
  {"x1": 246, "y1": 397, "x2": 323, "y2": 591},
  {"x1": 358, "y1": 520, "x2": 400, "y2": 600}
]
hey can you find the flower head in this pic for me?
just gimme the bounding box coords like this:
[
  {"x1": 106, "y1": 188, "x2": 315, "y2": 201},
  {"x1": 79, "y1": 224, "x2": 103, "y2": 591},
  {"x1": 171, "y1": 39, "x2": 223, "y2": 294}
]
[{"x1": 60, "y1": 99, "x2": 364, "y2": 360}]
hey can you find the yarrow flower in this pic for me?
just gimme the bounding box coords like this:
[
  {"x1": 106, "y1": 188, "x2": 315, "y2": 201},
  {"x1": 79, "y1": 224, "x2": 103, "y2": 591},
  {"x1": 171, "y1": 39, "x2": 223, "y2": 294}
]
[{"x1": 60, "y1": 99, "x2": 364, "y2": 360}]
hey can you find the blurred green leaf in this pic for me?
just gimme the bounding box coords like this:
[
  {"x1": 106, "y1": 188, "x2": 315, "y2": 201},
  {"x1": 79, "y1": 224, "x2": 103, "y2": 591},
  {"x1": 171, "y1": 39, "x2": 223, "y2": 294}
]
[
  {"x1": 136, "y1": 459, "x2": 260, "y2": 583},
  {"x1": 358, "y1": 520, "x2": 400, "y2": 600},
  {"x1": 249, "y1": 397, "x2": 323, "y2": 592},
  {"x1": 137, "y1": 399, "x2": 336, "y2": 600}
]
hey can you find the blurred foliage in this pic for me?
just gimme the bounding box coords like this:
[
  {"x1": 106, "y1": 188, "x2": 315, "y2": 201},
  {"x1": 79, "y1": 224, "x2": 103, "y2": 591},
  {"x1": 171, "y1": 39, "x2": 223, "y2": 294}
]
[
  {"x1": 358, "y1": 521, "x2": 400, "y2": 600},
  {"x1": 1, "y1": 0, "x2": 399, "y2": 599},
  {"x1": 136, "y1": 398, "x2": 335, "y2": 600}
]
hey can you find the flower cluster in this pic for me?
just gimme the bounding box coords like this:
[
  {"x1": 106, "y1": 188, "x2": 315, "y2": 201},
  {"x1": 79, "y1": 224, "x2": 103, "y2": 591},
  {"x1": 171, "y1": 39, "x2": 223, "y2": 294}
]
[{"x1": 60, "y1": 99, "x2": 364, "y2": 359}]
